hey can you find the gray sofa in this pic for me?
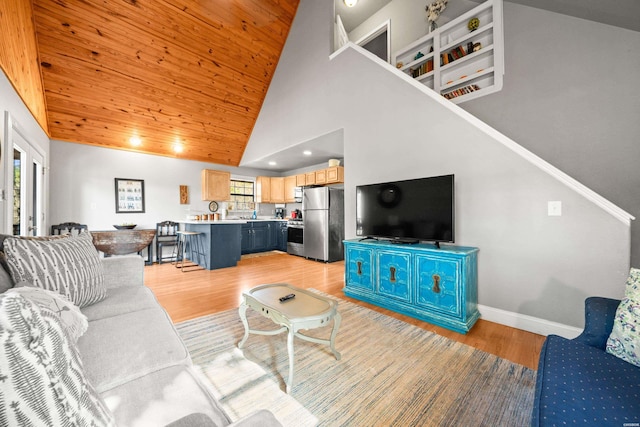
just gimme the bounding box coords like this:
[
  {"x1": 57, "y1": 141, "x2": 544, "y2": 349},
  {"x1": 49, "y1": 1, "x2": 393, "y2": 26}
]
[{"x1": 1, "y1": 252, "x2": 282, "y2": 427}]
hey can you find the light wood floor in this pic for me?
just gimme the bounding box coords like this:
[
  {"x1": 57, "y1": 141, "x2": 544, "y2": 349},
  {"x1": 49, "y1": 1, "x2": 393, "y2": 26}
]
[{"x1": 144, "y1": 251, "x2": 545, "y2": 370}]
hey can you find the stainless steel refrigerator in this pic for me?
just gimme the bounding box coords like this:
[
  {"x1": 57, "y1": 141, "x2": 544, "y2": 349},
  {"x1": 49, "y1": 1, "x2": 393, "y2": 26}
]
[{"x1": 303, "y1": 187, "x2": 344, "y2": 262}]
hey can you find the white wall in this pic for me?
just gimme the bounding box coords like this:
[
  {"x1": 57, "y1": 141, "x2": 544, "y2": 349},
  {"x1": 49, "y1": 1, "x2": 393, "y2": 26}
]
[
  {"x1": 49, "y1": 140, "x2": 277, "y2": 232},
  {"x1": 463, "y1": 3, "x2": 640, "y2": 266},
  {"x1": 347, "y1": 0, "x2": 480, "y2": 56},
  {"x1": 244, "y1": 0, "x2": 631, "y2": 332},
  {"x1": 348, "y1": 0, "x2": 640, "y2": 266},
  {"x1": 0, "y1": 70, "x2": 50, "y2": 235}
]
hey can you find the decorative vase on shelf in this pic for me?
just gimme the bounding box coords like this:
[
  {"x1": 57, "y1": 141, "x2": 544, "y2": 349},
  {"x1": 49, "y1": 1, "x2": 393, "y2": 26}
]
[{"x1": 425, "y1": 0, "x2": 447, "y2": 33}]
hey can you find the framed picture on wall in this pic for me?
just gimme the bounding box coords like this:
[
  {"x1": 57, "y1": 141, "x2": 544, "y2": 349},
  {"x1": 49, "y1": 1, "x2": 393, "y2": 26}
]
[{"x1": 115, "y1": 178, "x2": 145, "y2": 213}]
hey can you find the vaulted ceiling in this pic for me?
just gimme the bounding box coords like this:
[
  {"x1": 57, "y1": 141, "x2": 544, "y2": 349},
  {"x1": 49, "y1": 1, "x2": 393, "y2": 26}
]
[{"x1": 30, "y1": 0, "x2": 299, "y2": 166}]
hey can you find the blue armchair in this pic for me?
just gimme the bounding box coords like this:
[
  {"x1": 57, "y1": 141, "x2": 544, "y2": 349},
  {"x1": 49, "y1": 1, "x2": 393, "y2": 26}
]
[{"x1": 532, "y1": 297, "x2": 640, "y2": 425}]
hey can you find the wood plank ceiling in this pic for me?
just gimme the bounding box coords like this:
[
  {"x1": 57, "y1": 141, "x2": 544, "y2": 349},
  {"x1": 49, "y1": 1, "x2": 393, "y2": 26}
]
[{"x1": 31, "y1": 0, "x2": 299, "y2": 166}]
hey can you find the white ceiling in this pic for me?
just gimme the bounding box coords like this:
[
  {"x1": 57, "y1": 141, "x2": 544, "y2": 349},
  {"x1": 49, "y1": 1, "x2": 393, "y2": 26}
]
[
  {"x1": 336, "y1": 0, "x2": 393, "y2": 33},
  {"x1": 242, "y1": 129, "x2": 344, "y2": 173}
]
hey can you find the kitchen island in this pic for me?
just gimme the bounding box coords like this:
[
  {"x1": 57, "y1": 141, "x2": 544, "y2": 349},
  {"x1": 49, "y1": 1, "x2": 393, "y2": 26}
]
[{"x1": 178, "y1": 219, "x2": 287, "y2": 270}]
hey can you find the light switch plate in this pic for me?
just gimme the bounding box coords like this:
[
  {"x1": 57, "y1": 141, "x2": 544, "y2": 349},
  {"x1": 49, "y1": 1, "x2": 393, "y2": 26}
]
[{"x1": 548, "y1": 201, "x2": 562, "y2": 216}]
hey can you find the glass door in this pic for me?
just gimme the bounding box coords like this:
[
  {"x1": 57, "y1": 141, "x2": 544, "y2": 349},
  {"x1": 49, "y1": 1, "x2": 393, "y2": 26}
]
[{"x1": 10, "y1": 128, "x2": 45, "y2": 237}]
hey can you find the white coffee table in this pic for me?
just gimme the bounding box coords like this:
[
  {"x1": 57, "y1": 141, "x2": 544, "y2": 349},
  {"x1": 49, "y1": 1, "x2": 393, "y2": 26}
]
[{"x1": 238, "y1": 283, "x2": 341, "y2": 393}]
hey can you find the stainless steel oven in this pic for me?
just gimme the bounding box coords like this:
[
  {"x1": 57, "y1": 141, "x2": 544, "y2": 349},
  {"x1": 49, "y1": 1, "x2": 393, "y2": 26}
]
[{"x1": 286, "y1": 220, "x2": 304, "y2": 256}]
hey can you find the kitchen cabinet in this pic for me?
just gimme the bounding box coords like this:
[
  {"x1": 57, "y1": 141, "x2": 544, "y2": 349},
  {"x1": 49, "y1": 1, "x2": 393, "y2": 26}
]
[
  {"x1": 241, "y1": 223, "x2": 264, "y2": 253},
  {"x1": 201, "y1": 169, "x2": 230, "y2": 201},
  {"x1": 325, "y1": 166, "x2": 344, "y2": 183},
  {"x1": 298, "y1": 166, "x2": 344, "y2": 187},
  {"x1": 284, "y1": 176, "x2": 298, "y2": 203},
  {"x1": 344, "y1": 239, "x2": 479, "y2": 333},
  {"x1": 315, "y1": 169, "x2": 327, "y2": 184},
  {"x1": 305, "y1": 171, "x2": 316, "y2": 185},
  {"x1": 269, "y1": 221, "x2": 287, "y2": 252},
  {"x1": 255, "y1": 176, "x2": 271, "y2": 203},
  {"x1": 184, "y1": 222, "x2": 242, "y2": 269},
  {"x1": 256, "y1": 176, "x2": 285, "y2": 203},
  {"x1": 276, "y1": 221, "x2": 287, "y2": 251},
  {"x1": 270, "y1": 177, "x2": 285, "y2": 203},
  {"x1": 241, "y1": 221, "x2": 282, "y2": 254}
]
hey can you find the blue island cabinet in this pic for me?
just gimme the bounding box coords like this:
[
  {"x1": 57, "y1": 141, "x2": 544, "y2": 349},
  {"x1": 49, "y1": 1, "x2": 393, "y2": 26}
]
[
  {"x1": 185, "y1": 222, "x2": 242, "y2": 270},
  {"x1": 343, "y1": 239, "x2": 479, "y2": 334}
]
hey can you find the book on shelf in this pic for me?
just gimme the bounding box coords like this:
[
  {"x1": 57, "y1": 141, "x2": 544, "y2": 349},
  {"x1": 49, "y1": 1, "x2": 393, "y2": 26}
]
[
  {"x1": 442, "y1": 84, "x2": 481, "y2": 100},
  {"x1": 410, "y1": 58, "x2": 434, "y2": 78},
  {"x1": 439, "y1": 40, "x2": 484, "y2": 67}
]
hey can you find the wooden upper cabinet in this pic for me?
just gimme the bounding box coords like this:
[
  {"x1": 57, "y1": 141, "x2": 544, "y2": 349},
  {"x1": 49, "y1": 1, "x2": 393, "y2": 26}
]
[
  {"x1": 270, "y1": 177, "x2": 285, "y2": 203},
  {"x1": 256, "y1": 176, "x2": 271, "y2": 203},
  {"x1": 326, "y1": 166, "x2": 344, "y2": 183},
  {"x1": 315, "y1": 169, "x2": 327, "y2": 184},
  {"x1": 305, "y1": 171, "x2": 316, "y2": 186},
  {"x1": 201, "y1": 169, "x2": 231, "y2": 201},
  {"x1": 284, "y1": 176, "x2": 297, "y2": 203},
  {"x1": 254, "y1": 168, "x2": 343, "y2": 204}
]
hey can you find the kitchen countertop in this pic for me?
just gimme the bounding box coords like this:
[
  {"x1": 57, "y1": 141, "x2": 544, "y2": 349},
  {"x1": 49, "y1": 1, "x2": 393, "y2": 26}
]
[{"x1": 177, "y1": 218, "x2": 289, "y2": 225}]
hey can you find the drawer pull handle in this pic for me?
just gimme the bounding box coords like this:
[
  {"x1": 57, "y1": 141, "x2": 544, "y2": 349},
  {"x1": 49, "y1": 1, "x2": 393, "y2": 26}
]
[
  {"x1": 432, "y1": 274, "x2": 441, "y2": 293},
  {"x1": 356, "y1": 261, "x2": 362, "y2": 276},
  {"x1": 389, "y1": 266, "x2": 396, "y2": 282}
]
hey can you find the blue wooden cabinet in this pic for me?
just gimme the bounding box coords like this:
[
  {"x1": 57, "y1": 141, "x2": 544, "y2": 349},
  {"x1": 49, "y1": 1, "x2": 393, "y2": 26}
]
[
  {"x1": 344, "y1": 239, "x2": 479, "y2": 334},
  {"x1": 185, "y1": 223, "x2": 242, "y2": 270},
  {"x1": 241, "y1": 221, "x2": 287, "y2": 254},
  {"x1": 276, "y1": 221, "x2": 288, "y2": 251},
  {"x1": 378, "y1": 250, "x2": 412, "y2": 303},
  {"x1": 345, "y1": 245, "x2": 375, "y2": 291}
]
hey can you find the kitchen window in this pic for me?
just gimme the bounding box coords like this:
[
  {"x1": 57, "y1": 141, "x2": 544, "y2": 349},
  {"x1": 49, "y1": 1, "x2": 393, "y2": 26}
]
[{"x1": 229, "y1": 180, "x2": 255, "y2": 211}]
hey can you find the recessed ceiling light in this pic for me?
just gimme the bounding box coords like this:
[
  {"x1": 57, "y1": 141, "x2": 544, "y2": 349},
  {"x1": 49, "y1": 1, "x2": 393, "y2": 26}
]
[
  {"x1": 173, "y1": 143, "x2": 183, "y2": 153},
  {"x1": 268, "y1": 161, "x2": 277, "y2": 166},
  {"x1": 129, "y1": 136, "x2": 142, "y2": 147},
  {"x1": 344, "y1": 0, "x2": 358, "y2": 7},
  {"x1": 303, "y1": 150, "x2": 312, "y2": 155}
]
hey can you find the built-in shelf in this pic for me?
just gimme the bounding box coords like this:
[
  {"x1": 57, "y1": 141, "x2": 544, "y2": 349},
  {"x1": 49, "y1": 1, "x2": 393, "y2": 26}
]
[{"x1": 394, "y1": 0, "x2": 504, "y2": 104}]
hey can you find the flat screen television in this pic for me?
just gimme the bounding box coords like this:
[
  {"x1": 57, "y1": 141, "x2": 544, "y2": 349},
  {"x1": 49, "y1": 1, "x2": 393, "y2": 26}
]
[{"x1": 356, "y1": 174, "x2": 454, "y2": 246}]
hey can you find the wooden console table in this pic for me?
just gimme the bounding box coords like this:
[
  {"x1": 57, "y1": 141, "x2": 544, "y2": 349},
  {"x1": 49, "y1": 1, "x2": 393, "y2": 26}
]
[
  {"x1": 343, "y1": 239, "x2": 479, "y2": 334},
  {"x1": 91, "y1": 229, "x2": 156, "y2": 265}
]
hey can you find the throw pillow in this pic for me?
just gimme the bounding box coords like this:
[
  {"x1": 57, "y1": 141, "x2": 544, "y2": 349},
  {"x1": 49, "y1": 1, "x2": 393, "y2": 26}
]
[
  {"x1": 606, "y1": 268, "x2": 640, "y2": 367},
  {"x1": 0, "y1": 292, "x2": 115, "y2": 426},
  {"x1": 8, "y1": 284, "x2": 88, "y2": 342},
  {"x1": 2, "y1": 232, "x2": 106, "y2": 308},
  {"x1": 0, "y1": 252, "x2": 12, "y2": 293},
  {"x1": 0, "y1": 235, "x2": 69, "y2": 293}
]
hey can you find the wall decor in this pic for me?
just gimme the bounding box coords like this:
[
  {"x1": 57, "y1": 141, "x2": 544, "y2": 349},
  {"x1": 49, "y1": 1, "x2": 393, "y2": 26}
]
[
  {"x1": 115, "y1": 178, "x2": 145, "y2": 213},
  {"x1": 180, "y1": 185, "x2": 189, "y2": 204}
]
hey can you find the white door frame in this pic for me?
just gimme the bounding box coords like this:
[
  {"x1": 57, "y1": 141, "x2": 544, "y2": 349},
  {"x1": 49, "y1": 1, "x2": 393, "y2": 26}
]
[
  {"x1": 4, "y1": 112, "x2": 47, "y2": 236},
  {"x1": 353, "y1": 19, "x2": 391, "y2": 63}
]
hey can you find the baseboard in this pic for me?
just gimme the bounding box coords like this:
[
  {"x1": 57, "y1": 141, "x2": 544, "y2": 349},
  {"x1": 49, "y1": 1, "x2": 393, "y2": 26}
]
[{"x1": 478, "y1": 304, "x2": 582, "y2": 339}]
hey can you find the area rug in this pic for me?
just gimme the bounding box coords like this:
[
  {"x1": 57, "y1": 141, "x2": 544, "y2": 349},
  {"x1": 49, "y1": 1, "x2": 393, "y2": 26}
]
[{"x1": 176, "y1": 291, "x2": 535, "y2": 427}]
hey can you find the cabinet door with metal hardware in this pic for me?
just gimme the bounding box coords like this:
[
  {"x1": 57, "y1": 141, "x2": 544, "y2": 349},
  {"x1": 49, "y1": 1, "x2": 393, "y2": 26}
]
[
  {"x1": 415, "y1": 255, "x2": 461, "y2": 317},
  {"x1": 377, "y1": 250, "x2": 411, "y2": 302},
  {"x1": 345, "y1": 245, "x2": 374, "y2": 291}
]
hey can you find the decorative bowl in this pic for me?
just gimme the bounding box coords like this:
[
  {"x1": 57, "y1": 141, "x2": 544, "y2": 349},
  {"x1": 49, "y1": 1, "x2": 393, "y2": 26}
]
[{"x1": 113, "y1": 224, "x2": 136, "y2": 230}]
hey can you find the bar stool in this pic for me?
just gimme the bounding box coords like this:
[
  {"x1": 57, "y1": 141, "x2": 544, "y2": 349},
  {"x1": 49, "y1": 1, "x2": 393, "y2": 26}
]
[{"x1": 172, "y1": 230, "x2": 205, "y2": 272}]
